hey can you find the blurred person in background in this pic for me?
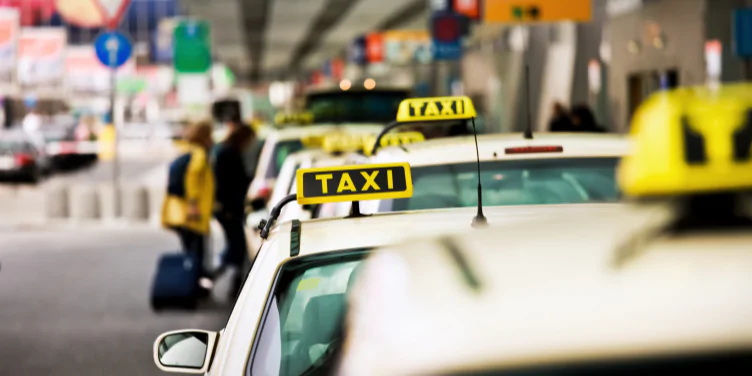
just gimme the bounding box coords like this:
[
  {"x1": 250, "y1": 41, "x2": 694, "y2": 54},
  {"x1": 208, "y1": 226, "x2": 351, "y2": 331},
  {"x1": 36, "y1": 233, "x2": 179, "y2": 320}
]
[
  {"x1": 161, "y1": 120, "x2": 216, "y2": 296},
  {"x1": 548, "y1": 101, "x2": 573, "y2": 132},
  {"x1": 570, "y1": 104, "x2": 606, "y2": 133},
  {"x1": 212, "y1": 125, "x2": 256, "y2": 299},
  {"x1": 22, "y1": 106, "x2": 42, "y2": 133}
]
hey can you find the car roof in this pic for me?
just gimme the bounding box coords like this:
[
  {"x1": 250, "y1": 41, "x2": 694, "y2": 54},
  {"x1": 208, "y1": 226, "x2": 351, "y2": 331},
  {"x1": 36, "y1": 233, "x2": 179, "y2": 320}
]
[
  {"x1": 352, "y1": 203, "x2": 752, "y2": 374},
  {"x1": 270, "y1": 125, "x2": 384, "y2": 141},
  {"x1": 372, "y1": 132, "x2": 630, "y2": 166},
  {"x1": 264, "y1": 203, "x2": 628, "y2": 259}
]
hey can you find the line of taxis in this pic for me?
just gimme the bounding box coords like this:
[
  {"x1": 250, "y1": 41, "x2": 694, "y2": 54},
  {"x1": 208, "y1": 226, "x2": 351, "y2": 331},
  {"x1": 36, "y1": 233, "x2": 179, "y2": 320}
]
[{"x1": 152, "y1": 83, "x2": 752, "y2": 375}]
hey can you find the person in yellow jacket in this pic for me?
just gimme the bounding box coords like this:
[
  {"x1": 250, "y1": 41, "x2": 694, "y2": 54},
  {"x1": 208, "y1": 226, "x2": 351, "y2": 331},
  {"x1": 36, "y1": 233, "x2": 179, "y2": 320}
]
[{"x1": 161, "y1": 120, "x2": 216, "y2": 297}]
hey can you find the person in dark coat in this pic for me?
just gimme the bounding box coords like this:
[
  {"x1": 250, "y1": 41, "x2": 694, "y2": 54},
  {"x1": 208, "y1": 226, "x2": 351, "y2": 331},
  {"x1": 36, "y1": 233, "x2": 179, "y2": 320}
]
[
  {"x1": 570, "y1": 104, "x2": 606, "y2": 133},
  {"x1": 548, "y1": 102, "x2": 574, "y2": 132},
  {"x1": 212, "y1": 125, "x2": 256, "y2": 299}
]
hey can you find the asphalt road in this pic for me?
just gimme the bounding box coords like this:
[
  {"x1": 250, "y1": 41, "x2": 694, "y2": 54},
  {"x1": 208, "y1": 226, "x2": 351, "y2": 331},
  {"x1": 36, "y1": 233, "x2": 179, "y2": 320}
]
[{"x1": 0, "y1": 227, "x2": 233, "y2": 376}]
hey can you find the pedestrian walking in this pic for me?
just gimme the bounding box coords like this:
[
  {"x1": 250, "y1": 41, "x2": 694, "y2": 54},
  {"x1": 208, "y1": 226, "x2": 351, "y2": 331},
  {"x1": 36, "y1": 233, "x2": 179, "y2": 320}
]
[
  {"x1": 161, "y1": 120, "x2": 216, "y2": 297},
  {"x1": 212, "y1": 125, "x2": 256, "y2": 299}
]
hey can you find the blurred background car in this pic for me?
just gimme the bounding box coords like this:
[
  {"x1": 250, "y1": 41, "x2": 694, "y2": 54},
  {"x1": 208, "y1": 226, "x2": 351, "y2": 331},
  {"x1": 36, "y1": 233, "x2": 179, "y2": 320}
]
[{"x1": 0, "y1": 128, "x2": 52, "y2": 183}]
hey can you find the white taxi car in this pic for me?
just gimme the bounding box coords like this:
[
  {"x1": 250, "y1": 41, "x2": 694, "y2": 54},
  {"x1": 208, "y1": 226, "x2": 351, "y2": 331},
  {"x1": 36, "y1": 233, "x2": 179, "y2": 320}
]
[
  {"x1": 152, "y1": 161, "x2": 627, "y2": 375},
  {"x1": 337, "y1": 82, "x2": 752, "y2": 375},
  {"x1": 317, "y1": 96, "x2": 630, "y2": 217},
  {"x1": 246, "y1": 124, "x2": 383, "y2": 205}
]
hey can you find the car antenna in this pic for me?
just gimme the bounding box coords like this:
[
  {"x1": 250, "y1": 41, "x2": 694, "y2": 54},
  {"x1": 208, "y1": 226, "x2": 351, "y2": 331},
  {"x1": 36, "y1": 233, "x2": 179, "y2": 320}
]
[
  {"x1": 470, "y1": 116, "x2": 487, "y2": 228},
  {"x1": 522, "y1": 27, "x2": 533, "y2": 140}
]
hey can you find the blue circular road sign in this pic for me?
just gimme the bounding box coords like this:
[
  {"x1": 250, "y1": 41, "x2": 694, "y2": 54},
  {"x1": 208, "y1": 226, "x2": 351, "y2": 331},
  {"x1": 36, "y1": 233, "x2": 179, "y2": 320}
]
[{"x1": 94, "y1": 31, "x2": 133, "y2": 69}]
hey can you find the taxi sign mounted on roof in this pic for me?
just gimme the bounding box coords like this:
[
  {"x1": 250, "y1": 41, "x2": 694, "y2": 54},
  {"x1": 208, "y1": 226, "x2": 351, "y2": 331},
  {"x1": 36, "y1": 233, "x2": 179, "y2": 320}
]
[
  {"x1": 618, "y1": 83, "x2": 752, "y2": 197},
  {"x1": 396, "y1": 96, "x2": 476, "y2": 122},
  {"x1": 363, "y1": 131, "x2": 425, "y2": 156},
  {"x1": 296, "y1": 163, "x2": 413, "y2": 205},
  {"x1": 275, "y1": 111, "x2": 314, "y2": 125}
]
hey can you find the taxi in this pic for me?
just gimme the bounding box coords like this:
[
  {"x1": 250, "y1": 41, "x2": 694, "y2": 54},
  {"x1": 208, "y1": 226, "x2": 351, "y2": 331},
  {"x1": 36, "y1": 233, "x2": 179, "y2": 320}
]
[
  {"x1": 245, "y1": 135, "x2": 367, "y2": 259},
  {"x1": 246, "y1": 121, "x2": 382, "y2": 205},
  {"x1": 152, "y1": 161, "x2": 627, "y2": 375},
  {"x1": 315, "y1": 96, "x2": 630, "y2": 217},
  {"x1": 337, "y1": 83, "x2": 752, "y2": 375}
]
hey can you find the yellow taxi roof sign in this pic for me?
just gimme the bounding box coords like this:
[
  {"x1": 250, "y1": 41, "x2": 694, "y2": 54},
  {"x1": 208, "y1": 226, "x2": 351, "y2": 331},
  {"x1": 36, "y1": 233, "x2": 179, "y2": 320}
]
[
  {"x1": 296, "y1": 163, "x2": 413, "y2": 205},
  {"x1": 274, "y1": 111, "x2": 314, "y2": 125},
  {"x1": 322, "y1": 133, "x2": 371, "y2": 153},
  {"x1": 618, "y1": 83, "x2": 752, "y2": 197},
  {"x1": 396, "y1": 96, "x2": 476, "y2": 123},
  {"x1": 363, "y1": 131, "x2": 425, "y2": 156}
]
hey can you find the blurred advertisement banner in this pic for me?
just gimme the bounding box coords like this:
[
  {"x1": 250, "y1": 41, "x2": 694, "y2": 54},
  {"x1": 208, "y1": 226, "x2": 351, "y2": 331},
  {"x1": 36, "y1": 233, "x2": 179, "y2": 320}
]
[
  {"x1": 0, "y1": 8, "x2": 19, "y2": 94},
  {"x1": 151, "y1": 17, "x2": 179, "y2": 64},
  {"x1": 18, "y1": 27, "x2": 66, "y2": 93},
  {"x1": 383, "y1": 30, "x2": 431, "y2": 65},
  {"x1": 65, "y1": 45, "x2": 134, "y2": 95}
]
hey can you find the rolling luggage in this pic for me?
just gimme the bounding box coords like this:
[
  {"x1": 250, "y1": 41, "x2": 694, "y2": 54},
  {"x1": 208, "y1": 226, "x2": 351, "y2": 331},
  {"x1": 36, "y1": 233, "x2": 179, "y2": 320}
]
[{"x1": 150, "y1": 252, "x2": 200, "y2": 311}]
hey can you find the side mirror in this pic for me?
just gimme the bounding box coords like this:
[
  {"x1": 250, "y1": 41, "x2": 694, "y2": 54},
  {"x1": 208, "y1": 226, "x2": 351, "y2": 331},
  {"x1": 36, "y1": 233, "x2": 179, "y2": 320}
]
[
  {"x1": 153, "y1": 329, "x2": 218, "y2": 374},
  {"x1": 248, "y1": 197, "x2": 266, "y2": 212}
]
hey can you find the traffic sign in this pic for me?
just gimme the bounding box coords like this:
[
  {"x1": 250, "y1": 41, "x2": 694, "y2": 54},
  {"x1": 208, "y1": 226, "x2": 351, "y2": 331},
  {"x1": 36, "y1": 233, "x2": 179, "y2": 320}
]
[
  {"x1": 431, "y1": 12, "x2": 463, "y2": 60},
  {"x1": 733, "y1": 8, "x2": 752, "y2": 57},
  {"x1": 94, "y1": 30, "x2": 132, "y2": 68},
  {"x1": 173, "y1": 19, "x2": 212, "y2": 73},
  {"x1": 483, "y1": 0, "x2": 591, "y2": 23}
]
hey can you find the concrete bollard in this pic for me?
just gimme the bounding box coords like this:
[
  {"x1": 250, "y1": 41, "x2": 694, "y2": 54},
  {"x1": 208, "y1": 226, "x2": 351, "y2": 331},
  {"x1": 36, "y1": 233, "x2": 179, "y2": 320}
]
[
  {"x1": 122, "y1": 185, "x2": 150, "y2": 221},
  {"x1": 68, "y1": 185, "x2": 100, "y2": 220},
  {"x1": 44, "y1": 184, "x2": 69, "y2": 219},
  {"x1": 147, "y1": 186, "x2": 165, "y2": 226},
  {"x1": 98, "y1": 184, "x2": 121, "y2": 221}
]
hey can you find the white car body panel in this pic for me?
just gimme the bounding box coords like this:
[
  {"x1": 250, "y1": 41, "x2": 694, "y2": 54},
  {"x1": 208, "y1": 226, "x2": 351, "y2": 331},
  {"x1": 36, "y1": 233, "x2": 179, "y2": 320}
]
[
  {"x1": 206, "y1": 203, "x2": 630, "y2": 375},
  {"x1": 341, "y1": 202, "x2": 752, "y2": 375}
]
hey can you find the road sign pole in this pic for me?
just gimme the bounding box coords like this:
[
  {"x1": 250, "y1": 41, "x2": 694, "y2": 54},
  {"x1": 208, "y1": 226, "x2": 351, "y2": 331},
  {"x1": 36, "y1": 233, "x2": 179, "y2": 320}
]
[{"x1": 109, "y1": 40, "x2": 120, "y2": 218}]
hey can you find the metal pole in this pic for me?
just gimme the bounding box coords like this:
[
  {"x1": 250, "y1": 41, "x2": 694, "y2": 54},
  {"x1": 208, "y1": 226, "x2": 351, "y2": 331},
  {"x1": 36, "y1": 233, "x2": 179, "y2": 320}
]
[{"x1": 108, "y1": 35, "x2": 120, "y2": 217}]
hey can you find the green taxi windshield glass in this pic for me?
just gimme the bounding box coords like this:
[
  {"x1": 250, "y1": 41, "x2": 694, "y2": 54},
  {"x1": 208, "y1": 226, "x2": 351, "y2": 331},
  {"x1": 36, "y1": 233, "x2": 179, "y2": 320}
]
[
  {"x1": 445, "y1": 349, "x2": 752, "y2": 375},
  {"x1": 304, "y1": 90, "x2": 409, "y2": 123},
  {"x1": 379, "y1": 157, "x2": 620, "y2": 212},
  {"x1": 268, "y1": 139, "x2": 305, "y2": 179},
  {"x1": 249, "y1": 250, "x2": 367, "y2": 376}
]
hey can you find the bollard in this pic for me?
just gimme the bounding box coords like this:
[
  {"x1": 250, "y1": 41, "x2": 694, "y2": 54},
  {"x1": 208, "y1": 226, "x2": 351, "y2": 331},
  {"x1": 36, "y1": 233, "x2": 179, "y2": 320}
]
[
  {"x1": 147, "y1": 186, "x2": 165, "y2": 226},
  {"x1": 98, "y1": 184, "x2": 121, "y2": 222},
  {"x1": 69, "y1": 185, "x2": 100, "y2": 220},
  {"x1": 122, "y1": 185, "x2": 150, "y2": 222},
  {"x1": 44, "y1": 184, "x2": 69, "y2": 219}
]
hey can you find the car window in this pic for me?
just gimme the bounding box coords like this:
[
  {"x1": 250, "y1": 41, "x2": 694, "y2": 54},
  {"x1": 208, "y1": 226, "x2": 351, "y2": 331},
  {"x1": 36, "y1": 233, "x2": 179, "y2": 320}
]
[
  {"x1": 304, "y1": 90, "x2": 408, "y2": 124},
  {"x1": 249, "y1": 250, "x2": 367, "y2": 376},
  {"x1": 445, "y1": 349, "x2": 752, "y2": 375},
  {"x1": 267, "y1": 140, "x2": 305, "y2": 179},
  {"x1": 379, "y1": 158, "x2": 620, "y2": 212}
]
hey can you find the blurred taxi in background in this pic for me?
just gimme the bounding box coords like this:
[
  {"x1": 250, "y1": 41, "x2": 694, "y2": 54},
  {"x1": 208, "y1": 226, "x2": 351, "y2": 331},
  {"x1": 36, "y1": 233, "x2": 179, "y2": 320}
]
[
  {"x1": 338, "y1": 82, "x2": 752, "y2": 375},
  {"x1": 316, "y1": 96, "x2": 630, "y2": 217}
]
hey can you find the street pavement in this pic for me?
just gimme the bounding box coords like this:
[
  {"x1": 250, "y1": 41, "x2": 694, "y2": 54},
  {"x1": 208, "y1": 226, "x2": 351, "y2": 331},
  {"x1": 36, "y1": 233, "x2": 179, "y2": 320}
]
[{"x1": 0, "y1": 226, "x2": 233, "y2": 376}]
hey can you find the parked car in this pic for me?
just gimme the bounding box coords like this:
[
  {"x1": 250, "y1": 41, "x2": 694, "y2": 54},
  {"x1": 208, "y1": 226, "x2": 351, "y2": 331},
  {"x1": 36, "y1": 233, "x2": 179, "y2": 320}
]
[{"x1": 0, "y1": 129, "x2": 52, "y2": 183}]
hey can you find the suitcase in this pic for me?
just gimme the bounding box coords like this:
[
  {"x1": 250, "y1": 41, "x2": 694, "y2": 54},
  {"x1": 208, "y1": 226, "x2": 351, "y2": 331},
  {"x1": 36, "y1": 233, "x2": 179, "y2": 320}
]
[{"x1": 150, "y1": 252, "x2": 200, "y2": 311}]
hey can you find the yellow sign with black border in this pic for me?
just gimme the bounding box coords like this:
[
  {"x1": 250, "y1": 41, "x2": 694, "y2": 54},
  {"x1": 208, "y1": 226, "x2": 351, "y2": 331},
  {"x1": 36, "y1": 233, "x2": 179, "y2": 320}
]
[
  {"x1": 396, "y1": 96, "x2": 477, "y2": 123},
  {"x1": 363, "y1": 131, "x2": 425, "y2": 156},
  {"x1": 296, "y1": 163, "x2": 413, "y2": 205},
  {"x1": 275, "y1": 111, "x2": 314, "y2": 125}
]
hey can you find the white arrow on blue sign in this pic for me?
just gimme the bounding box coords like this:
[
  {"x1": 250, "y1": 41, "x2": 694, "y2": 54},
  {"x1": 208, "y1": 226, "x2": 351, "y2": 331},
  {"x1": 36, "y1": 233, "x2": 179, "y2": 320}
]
[{"x1": 94, "y1": 31, "x2": 133, "y2": 69}]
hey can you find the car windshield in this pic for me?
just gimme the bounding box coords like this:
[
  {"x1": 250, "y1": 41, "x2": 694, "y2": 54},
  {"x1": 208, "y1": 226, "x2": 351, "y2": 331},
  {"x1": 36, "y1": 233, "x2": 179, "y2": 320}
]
[
  {"x1": 445, "y1": 349, "x2": 752, "y2": 375},
  {"x1": 249, "y1": 250, "x2": 367, "y2": 376},
  {"x1": 379, "y1": 157, "x2": 620, "y2": 212},
  {"x1": 304, "y1": 90, "x2": 409, "y2": 124},
  {"x1": 267, "y1": 139, "x2": 305, "y2": 178},
  {"x1": 0, "y1": 139, "x2": 30, "y2": 153}
]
